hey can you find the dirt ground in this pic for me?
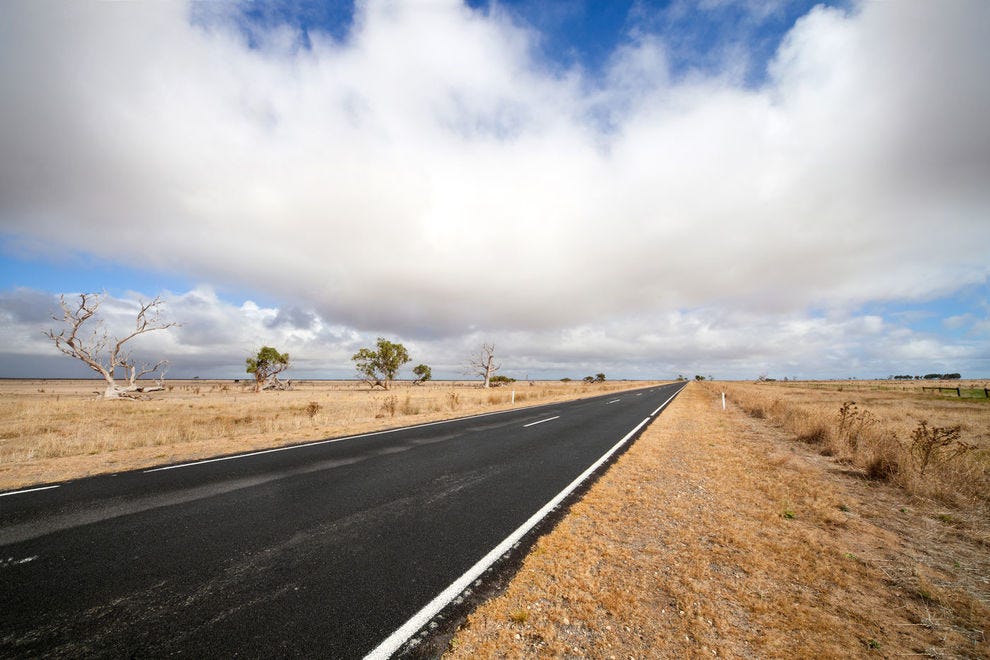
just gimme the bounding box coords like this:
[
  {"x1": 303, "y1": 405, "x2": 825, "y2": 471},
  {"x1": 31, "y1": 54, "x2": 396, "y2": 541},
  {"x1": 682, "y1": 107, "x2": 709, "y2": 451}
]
[{"x1": 446, "y1": 382, "x2": 990, "y2": 658}]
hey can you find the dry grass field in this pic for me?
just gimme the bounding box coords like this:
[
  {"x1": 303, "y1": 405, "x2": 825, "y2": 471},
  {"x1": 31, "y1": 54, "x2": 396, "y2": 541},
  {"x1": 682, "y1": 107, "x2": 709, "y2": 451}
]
[
  {"x1": 447, "y1": 382, "x2": 990, "y2": 658},
  {"x1": 5, "y1": 378, "x2": 988, "y2": 656},
  {"x1": 720, "y1": 379, "x2": 990, "y2": 507},
  {"x1": 0, "y1": 378, "x2": 656, "y2": 492}
]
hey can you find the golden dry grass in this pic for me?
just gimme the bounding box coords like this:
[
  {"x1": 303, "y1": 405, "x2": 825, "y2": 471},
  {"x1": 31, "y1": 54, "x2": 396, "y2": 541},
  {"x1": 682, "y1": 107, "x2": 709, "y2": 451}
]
[
  {"x1": 446, "y1": 382, "x2": 990, "y2": 658},
  {"x1": 721, "y1": 380, "x2": 990, "y2": 507},
  {"x1": 0, "y1": 378, "x2": 657, "y2": 491}
]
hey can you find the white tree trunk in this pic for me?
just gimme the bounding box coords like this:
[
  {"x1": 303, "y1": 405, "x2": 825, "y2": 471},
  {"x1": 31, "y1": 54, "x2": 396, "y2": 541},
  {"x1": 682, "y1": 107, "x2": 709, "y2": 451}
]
[{"x1": 483, "y1": 356, "x2": 493, "y2": 388}]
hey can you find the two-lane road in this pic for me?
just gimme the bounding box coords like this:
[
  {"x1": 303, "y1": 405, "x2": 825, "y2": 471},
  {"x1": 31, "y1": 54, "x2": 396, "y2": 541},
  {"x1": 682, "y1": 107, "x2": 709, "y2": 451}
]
[{"x1": 1, "y1": 381, "x2": 685, "y2": 657}]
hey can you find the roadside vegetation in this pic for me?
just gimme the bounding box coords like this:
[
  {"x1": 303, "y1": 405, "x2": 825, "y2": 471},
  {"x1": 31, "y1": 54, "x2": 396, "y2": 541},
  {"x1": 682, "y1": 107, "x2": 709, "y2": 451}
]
[
  {"x1": 0, "y1": 379, "x2": 656, "y2": 491},
  {"x1": 447, "y1": 382, "x2": 990, "y2": 658},
  {"x1": 719, "y1": 379, "x2": 989, "y2": 507}
]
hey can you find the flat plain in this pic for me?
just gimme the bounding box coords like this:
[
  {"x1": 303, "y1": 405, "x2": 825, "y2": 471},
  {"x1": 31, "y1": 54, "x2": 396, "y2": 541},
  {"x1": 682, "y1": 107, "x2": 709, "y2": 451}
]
[
  {"x1": 0, "y1": 378, "x2": 652, "y2": 491},
  {"x1": 4, "y1": 378, "x2": 987, "y2": 657}
]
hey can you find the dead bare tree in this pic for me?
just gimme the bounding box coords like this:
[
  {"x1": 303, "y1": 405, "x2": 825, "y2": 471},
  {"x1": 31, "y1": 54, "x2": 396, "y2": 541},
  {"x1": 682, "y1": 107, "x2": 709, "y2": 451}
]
[
  {"x1": 467, "y1": 342, "x2": 501, "y2": 388},
  {"x1": 45, "y1": 293, "x2": 177, "y2": 399}
]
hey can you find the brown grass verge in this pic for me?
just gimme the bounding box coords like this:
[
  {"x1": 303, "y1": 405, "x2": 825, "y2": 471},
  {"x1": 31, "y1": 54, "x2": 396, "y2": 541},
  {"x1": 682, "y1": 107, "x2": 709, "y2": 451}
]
[
  {"x1": 0, "y1": 379, "x2": 657, "y2": 491},
  {"x1": 446, "y1": 382, "x2": 990, "y2": 658},
  {"x1": 721, "y1": 380, "x2": 990, "y2": 508}
]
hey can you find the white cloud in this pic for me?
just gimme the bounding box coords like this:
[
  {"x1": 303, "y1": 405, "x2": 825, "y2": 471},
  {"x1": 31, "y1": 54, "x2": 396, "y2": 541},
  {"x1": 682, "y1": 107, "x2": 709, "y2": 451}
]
[
  {"x1": 1, "y1": 287, "x2": 986, "y2": 380},
  {"x1": 1, "y1": 0, "x2": 988, "y2": 377}
]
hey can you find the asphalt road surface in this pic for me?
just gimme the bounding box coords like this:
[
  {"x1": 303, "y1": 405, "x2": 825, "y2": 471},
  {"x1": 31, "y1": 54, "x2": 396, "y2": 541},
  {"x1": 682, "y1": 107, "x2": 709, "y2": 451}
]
[{"x1": 1, "y1": 381, "x2": 685, "y2": 658}]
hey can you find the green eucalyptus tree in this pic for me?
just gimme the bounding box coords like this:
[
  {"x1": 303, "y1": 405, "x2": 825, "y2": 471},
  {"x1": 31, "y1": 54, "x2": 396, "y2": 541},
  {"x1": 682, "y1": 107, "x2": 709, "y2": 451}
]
[{"x1": 352, "y1": 338, "x2": 410, "y2": 390}]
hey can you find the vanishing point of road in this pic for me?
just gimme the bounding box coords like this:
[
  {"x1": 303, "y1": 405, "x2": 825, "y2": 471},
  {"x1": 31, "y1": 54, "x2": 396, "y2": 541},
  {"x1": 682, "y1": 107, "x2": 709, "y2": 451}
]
[{"x1": 1, "y1": 381, "x2": 685, "y2": 658}]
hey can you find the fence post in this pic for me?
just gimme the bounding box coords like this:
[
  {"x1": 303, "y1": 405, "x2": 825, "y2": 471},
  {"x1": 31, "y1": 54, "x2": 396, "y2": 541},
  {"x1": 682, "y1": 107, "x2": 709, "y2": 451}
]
[{"x1": 957, "y1": 387, "x2": 961, "y2": 397}]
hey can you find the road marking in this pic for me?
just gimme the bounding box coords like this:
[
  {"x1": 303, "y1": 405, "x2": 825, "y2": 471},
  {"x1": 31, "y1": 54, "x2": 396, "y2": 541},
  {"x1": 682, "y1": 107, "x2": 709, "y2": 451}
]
[
  {"x1": 636, "y1": 393, "x2": 643, "y2": 396},
  {"x1": 606, "y1": 398, "x2": 621, "y2": 404},
  {"x1": 143, "y1": 402, "x2": 571, "y2": 473},
  {"x1": 364, "y1": 415, "x2": 654, "y2": 660},
  {"x1": 650, "y1": 390, "x2": 681, "y2": 417},
  {"x1": 523, "y1": 416, "x2": 559, "y2": 428},
  {"x1": 0, "y1": 556, "x2": 38, "y2": 568},
  {"x1": 146, "y1": 387, "x2": 661, "y2": 474},
  {"x1": 0, "y1": 485, "x2": 60, "y2": 498}
]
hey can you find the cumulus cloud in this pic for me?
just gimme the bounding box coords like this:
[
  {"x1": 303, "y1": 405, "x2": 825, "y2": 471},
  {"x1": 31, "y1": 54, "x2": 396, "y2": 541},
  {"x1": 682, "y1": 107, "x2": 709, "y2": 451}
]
[
  {"x1": 2, "y1": 287, "x2": 984, "y2": 381},
  {"x1": 1, "y1": 0, "x2": 988, "y2": 377}
]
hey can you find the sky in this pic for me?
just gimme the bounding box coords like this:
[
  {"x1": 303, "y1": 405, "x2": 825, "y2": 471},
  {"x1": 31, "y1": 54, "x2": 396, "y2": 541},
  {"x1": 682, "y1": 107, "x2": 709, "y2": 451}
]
[{"x1": 1, "y1": 0, "x2": 988, "y2": 381}]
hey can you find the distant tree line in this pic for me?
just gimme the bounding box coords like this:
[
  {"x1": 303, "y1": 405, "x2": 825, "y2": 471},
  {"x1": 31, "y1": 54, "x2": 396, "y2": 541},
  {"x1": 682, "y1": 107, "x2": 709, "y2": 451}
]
[{"x1": 890, "y1": 373, "x2": 962, "y2": 380}]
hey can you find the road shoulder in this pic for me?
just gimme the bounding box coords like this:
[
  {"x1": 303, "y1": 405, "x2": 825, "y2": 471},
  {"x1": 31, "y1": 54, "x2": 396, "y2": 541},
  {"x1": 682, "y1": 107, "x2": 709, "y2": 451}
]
[{"x1": 445, "y1": 382, "x2": 989, "y2": 657}]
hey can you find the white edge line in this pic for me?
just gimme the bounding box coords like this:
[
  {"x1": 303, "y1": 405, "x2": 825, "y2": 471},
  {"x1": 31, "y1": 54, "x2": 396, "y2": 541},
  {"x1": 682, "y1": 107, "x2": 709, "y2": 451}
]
[
  {"x1": 145, "y1": 401, "x2": 565, "y2": 473},
  {"x1": 363, "y1": 415, "x2": 653, "y2": 660},
  {"x1": 0, "y1": 484, "x2": 60, "y2": 498},
  {"x1": 650, "y1": 391, "x2": 679, "y2": 417},
  {"x1": 522, "y1": 416, "x2": 560, "y2": 428}
]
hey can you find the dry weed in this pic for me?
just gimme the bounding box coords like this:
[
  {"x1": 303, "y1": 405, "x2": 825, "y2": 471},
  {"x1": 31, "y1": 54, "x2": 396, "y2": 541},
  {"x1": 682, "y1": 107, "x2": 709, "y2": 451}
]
[{"x1": 721, "y1": 381, "x2": 989, "y2": 508}]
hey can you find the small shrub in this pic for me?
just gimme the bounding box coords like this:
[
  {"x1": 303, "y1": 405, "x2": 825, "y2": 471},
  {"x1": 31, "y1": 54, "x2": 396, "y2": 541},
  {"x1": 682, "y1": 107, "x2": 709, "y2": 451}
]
[
  {"x1": 378, "y1": 395, "x2": 398, "y2": 418},
  {"x1": 836, "y1": 401, "x2": 879, "y2": 451},
  {"x1": 864, "y1": 434, "x2": 902, "y2": 481},
  {"x1": 509, "y1": 610, "x2": 529, "y2": 623},
  {"x1": 909, "y1": 421, "x2": 969, "y2": 476},
  {"x1": 305, "y1": 401, "x2": 321, "y2": 418},
  {"x1": 446, "y1": 391, "x2": 460, "y2": 411},
  {"x1": 400, "y1": 395, "x2": 419, "y2": 416},
  {"x1": 797, "y1": 421, "x2": 829, "y2": 445}
]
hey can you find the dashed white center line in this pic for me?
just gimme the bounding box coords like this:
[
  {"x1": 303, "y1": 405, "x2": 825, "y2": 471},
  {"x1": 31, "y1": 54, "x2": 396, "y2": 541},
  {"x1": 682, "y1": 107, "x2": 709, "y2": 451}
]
[
  {"x1": 606, "y1": 399, "x2": 621, "y2": 404},
  {"x1": 523, "y1": 416, "x2": 559, "y2": 428},
  {"x1": 1, "y1": 556, "x2": 38, "y2": 568}
]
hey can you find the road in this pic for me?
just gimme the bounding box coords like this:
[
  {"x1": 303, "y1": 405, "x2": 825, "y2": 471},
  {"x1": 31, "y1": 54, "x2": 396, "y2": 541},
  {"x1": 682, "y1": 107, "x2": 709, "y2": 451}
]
[{"x1": 1, "y1": 381, "x2": 685, "y2": 658}]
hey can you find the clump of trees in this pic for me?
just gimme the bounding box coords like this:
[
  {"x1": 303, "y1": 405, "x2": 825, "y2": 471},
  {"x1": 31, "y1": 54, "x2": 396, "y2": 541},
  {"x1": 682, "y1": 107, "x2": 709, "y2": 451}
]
[
  {"x1": 583, "y1": 373, "x2": 606, "y2": 384},
  {"x1": 352, "y1": 338, "x2": 411, "y2": 389},
  {"x1": 890, "y1": 373, "x2": 962, "y2": 380},
  {"x1": 246, "y1": 346, "x2": 290, "y2": 392},
  {"x1": 489, "y1": 375, "x2": 516, "y2": 387},
  {"x1": 45, "y1": 293, "x2": 176, "y2": 399}
]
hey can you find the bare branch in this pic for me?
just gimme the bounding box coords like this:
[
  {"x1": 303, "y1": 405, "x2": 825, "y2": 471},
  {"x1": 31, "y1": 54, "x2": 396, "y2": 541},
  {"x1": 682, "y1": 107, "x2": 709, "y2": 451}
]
[
  {"x1": 111, "y1": 297, "x2": 177, "y2": 367},
  {"x1": 466, "y1": 342, "x2": 501, "y2": 388},
  {"x1": 44, "y1": 292, "x2": 177, "y2": 399}
]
